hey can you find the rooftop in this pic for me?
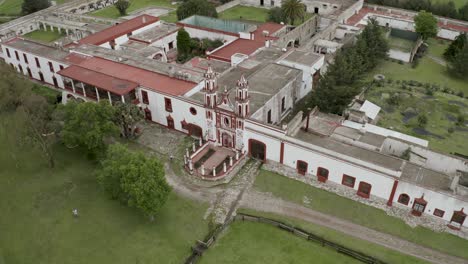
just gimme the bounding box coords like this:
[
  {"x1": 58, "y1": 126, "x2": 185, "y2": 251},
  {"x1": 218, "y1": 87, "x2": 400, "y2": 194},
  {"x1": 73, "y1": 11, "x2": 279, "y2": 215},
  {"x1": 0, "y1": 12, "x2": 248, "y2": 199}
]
[
  {"x1": 63, "y1": 53, "x2": 197, "y2": 96},
  {"x1": 178, "y1": 15, "x2": 255, "y2": 34},
  {"x1": 129, "y1": 22, "x2": 179, "y2": 43},
  {"x1": 58, "y1": 65, "x2": 138, "y2": 95},
  {"x1": 209, "y1": 39, "x2": 264, "y2": 62},
  {"x1": 77, "y1": 15, "x2": 159, "y2": 45},
  {"x1": 282, "y1": 50, "x2": 323, "y2": 66},
  {"x1": 4, "y1": 38, "x2": 68, "y2": 62}
]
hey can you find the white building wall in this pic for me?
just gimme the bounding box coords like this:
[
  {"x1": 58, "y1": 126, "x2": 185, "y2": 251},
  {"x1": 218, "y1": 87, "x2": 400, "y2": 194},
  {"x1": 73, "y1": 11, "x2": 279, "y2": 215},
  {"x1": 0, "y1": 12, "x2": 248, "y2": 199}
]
[
  {"x1": 388, "y1": 49, "x2": 411, "y2": 62},
  {"x1": 150, "y1": 31, "x2": 178, "y2": 52},
  {"x1": 183, "y1": 27, "x2": 238, "y2": 42},
  {"x1": 395, "y1": 181, "x2": 468, "y2": 227},
  {"x1": 2, "y1": 45, "x2": 67, "y2": 88}
]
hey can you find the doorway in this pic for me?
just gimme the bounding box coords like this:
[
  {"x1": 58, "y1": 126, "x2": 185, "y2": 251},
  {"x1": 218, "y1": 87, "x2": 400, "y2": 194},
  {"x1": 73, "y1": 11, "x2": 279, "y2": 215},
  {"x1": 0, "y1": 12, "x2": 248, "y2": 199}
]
[{"x1": 249, "y1": 139, "x2": 266, "y2": 162}]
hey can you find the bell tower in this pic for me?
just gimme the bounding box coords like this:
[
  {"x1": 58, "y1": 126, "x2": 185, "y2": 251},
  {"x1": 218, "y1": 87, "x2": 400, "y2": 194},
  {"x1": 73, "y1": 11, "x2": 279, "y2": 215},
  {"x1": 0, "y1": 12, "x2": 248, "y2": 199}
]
[
  {"x1": 235, "y1": 74, "x2": 249, "y2": 118},
  {"x1": 203, "y1": 66, "x2": 218, "y2": 108}
]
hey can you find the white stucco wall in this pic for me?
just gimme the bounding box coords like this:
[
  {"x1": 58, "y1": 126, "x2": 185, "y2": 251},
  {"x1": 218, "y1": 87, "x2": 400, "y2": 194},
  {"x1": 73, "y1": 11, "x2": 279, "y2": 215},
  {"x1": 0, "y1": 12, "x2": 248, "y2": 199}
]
[{"x1": 183, "y1": 26, "x2": 238, "y2": 42}]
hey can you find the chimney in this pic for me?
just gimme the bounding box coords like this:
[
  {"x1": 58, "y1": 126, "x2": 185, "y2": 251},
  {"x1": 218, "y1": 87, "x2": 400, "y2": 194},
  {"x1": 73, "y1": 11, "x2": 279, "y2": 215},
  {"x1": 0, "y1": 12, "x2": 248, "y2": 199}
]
[{"x1": 142, "y1": 16, "x2": 147, "y2": 23}]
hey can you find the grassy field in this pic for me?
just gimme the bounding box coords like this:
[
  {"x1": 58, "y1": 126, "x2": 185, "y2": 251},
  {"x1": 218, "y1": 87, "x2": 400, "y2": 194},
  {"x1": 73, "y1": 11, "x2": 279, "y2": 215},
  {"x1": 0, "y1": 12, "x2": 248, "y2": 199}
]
[
  {"x1": 219, "y1": 5, "x2": 314, "y2": 25},
  {"x1": 253, "y1": 169, "x2": 468, "y2": 260},
  {"x1": 365, "y1": 79, "x2": 468, "y2": 156},
  {"x1": 0, "y1": 114, "x2": 209, "y2": 264},
  {"x1": 199, "y1": 221, "x2": 362, "y2": 264},
  {"x1": 236, "y1": 209, "x2": 431, "y2": 264},
  {"x1": 0, "y1": 0, "x2": 68, "y2": 16},
  {"x1": 24, "y1": 29, "x2": 64, "y2": 42},
  {"x1": 432, "y1": 0, "x2": 466, "y2": 8},
  {"x1": 91, "y1": 0, "x2": 175, "y2": 19}
]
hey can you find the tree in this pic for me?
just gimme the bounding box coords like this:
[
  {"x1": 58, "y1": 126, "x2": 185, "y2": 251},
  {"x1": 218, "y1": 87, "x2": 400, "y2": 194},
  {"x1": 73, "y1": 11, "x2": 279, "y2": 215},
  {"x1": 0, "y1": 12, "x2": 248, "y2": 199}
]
[
  {"x1": 59, "y1": 101, "x2": 119, "y2": 158},
  {"x1": 443, "y1": 33, "x2": 466, "y2": 61},
  {"x1": 417, "y1": 113, "x2": 428, "y2": 127},
  {"x1": 21, "y1": 0, "x2": 50, "y2": 15},
  {"x1": 176, "y1": 28, "x2": 191, "y2": 61},
  {"x1": 114, "y1": 102, "x2": 143, "y2": 139},
  {"x1": 114, "y1": 0, "x2": 131, "y2": 16},
  {"x1": 459, "y1": 3, "x2": 468, "y2": 21},
  {"x1": 448, "y1": 43, "x2": 468, "y2": 79},
  {"x1": 97, "y1": 143, "x2": 171, "y2": 219},
  {"x1": 176, "y1": 0, "x2": 217, "y2": 21},
  {"x1": 267, "y1": 7, "x2": 286, "y2": 24},
  {"x1": 414, "y1": 11, "x2": 438, "y2": 40},
  {"x1": 281, "y1": 0, "x2": 305, "y2": 25}
]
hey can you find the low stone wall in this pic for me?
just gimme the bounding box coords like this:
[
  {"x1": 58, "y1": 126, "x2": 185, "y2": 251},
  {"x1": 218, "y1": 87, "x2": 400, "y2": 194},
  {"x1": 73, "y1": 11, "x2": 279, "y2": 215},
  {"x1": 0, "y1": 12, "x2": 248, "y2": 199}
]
[{"x1": 262, "y1": 160, "x2": 468, "y2": 239}]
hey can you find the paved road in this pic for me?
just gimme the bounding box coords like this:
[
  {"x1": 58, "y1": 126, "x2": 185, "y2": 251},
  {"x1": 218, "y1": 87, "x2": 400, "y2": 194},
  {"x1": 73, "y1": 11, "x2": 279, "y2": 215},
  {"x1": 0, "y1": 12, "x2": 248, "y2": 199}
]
[{"x1": 241, "y1": 190, "x2": 468, "y2": 264}]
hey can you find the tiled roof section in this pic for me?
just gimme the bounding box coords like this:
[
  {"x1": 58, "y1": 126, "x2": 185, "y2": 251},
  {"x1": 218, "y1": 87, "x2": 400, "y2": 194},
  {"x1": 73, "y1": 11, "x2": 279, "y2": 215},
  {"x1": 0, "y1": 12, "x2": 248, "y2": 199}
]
[
  {"x1": 208, "y1": 22, "x2": 285, "y2": 62},
  {"x1": 208, "y1": 39, "x2": 263, "y2": 62},
  {"x1": 63, "y1": 54, "x2": 196, "y2": 96},
  {"x1": 78, "y1": 15, "x2": 159, "y2": 45},
  {"x1": 58, "y1": 65, "x2": 139, "y2": 95}
]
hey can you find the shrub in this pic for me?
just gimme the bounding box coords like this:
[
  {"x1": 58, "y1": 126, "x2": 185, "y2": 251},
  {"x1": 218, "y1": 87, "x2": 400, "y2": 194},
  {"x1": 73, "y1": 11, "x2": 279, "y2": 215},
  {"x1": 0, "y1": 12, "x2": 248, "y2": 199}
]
[
  {"x1": 448, "y1": 127, "x2": 455, "y2": 134},
  {"x1": 457, "y1": 91, "x2": 464, "y2": 98},
  {"x1": 417, "y1": 114, "x2": 428, "y2": 127},
  {"x1": 425, "y1": 88, "x2": 434, "y2": 96},
  {"x1": 457, "y1": 115, "x2": 465, "y2": 126}
]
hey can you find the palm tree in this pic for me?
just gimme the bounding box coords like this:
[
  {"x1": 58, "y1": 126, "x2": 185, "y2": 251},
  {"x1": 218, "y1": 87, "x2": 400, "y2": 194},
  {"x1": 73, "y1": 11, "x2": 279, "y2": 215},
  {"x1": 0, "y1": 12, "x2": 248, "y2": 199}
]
[{"x1": 281, "y1": 0, "x2": 306, "y2": 25}]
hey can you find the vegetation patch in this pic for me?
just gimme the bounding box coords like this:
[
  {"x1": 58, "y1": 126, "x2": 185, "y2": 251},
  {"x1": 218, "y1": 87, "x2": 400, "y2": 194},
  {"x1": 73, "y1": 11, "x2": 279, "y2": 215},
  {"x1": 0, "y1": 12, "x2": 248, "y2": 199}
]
[
  {"x1": 91, "y1": 0, "x2": 175, "y2": 18},
  {"x1": 24, "y1": 29, "x2": 65, "y2": 43}
]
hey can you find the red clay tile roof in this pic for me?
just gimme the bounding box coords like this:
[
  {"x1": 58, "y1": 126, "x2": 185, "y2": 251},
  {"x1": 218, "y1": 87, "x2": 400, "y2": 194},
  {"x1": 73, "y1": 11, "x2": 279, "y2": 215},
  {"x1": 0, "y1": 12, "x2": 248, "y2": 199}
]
[
  {"x1": 58, "y1": 65, "x2": 139, "y2": 95},
  {"x1": 78, "y1": 15, "x2": 159, "y2": 45},
  {"x1": 252, "y1": 22, "x2": 285, "y2": 42},
  {"x1": 61, "y1": 54, "x2": 197, "y2": 96}
]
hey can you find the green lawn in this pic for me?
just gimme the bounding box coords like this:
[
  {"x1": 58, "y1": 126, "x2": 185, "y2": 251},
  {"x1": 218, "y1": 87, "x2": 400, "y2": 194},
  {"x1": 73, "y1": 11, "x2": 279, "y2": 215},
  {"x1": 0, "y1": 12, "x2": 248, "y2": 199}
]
[
  {"x1": 237, "y1": 209, "x2": 431, "y2": 264},
  {"x1": 199, "y1": 221, "x2": 361, "y2": 264},
  {"x1": 253, "y1": 169, "x2": 468, "y2": 260},
  {"x1": 0, "y1": 0, "x2": 67, "y2": 16},
  {"x1": 426, "y1": 38, "x2": 452, "y2": 59},
  {"x1": 219, "y1": 5, "x2": 269, "y2": 22},
  {"x1": 91, "y1": 0, "x2": 175, "y2": 19},
  {"x1": 0, "y1": 114, "x2": 209, "y2": 264},
  {"x1": 24, "y1": 29, "x2": 64, "y2": 42},
  {"x1": 432, "y1": 0, "x2": 466, "y2": 8},
  {"x1": 365, "y1": 81, "x2": 468, "y2": 156}
]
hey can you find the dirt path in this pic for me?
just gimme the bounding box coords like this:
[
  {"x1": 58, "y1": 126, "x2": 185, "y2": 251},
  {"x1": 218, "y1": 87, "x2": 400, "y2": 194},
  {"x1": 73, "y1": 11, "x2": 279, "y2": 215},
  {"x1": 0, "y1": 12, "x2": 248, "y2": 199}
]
[
  {"x1": 240, "y1": 190, "x2": 467, "y2": 264},
  {"x1": 427, "y1": 54, "x2": 447, "y2": 66}
]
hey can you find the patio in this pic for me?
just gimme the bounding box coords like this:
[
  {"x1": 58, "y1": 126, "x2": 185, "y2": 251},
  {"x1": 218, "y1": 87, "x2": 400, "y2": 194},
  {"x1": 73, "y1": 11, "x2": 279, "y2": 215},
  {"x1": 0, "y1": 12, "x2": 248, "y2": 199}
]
[{"x1": 187, "y1": 143, "x2": 241, "y2": 180}]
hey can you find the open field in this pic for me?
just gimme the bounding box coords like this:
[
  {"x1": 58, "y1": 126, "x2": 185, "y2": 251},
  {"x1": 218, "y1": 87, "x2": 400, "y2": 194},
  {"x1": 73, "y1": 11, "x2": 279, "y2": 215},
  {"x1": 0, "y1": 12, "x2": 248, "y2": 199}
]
[
  {"x1": 432, "y1": 0, "x2": 466, "y2": 8},
  {"x1": 24, "y1": 29, "x2": 64, "y2": 42},
  {"x1": 91, "y1": 0, "x2": 175, "y2": 19},
  {"x1": 237, "y1": 209, "x2": 431, "y2": 264},
  {"x1": 0, "y1": 0, "x2": 68, "y2": 16},
  {"x1": 219, "y1": 5, "x2": 314, "y2": 25},
  {"x1": 253, "y1": 169, "x2": 468, "y2": 260},
  {"x1": 365, "y1": 79, "x2": 468, "y2": 156},
  {"x1": 0, "y1": 114, "x2": 209, "y2": 264},
  {"x1": 199, "y1": 221, "x2": 362, "y2": 264}
]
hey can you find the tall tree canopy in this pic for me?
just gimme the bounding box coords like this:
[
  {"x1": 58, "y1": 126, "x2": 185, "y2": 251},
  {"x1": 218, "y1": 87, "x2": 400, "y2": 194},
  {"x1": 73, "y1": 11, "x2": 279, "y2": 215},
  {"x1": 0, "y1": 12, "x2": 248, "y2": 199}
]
[
  {"x1": 22, "y1": 0, "x2": 51, "y2": 15},
  {"x1": 267, "y1": 7, "x2": 286, "y2": 24},
  {"x1": 176, "y1": 0, "x2": 217, "y2": 21},
  {"x1": 444, "y1": 33, "x2": 467, "y2": 61},
  {"x1": 114, "y1": 101, "x2": 143, "y2": 139},
  {"x1": 448, "y1": 44, "x2": 468, "y2": 79},
  {"x1": 97, "y1": 143, "x2": 171, "y2": 219},
  {"x1": 114, "y1": 0, "x2": 131, "y2": 16},
  {"x1": 414, "y1": 11, "x2": 438, "y2": 40},
  {"x1": 281, "y1": 0, "x2": 306, "y2": 25},
  {"x1": 59, "y1": 101, "x2": 118, "y2": 158}
]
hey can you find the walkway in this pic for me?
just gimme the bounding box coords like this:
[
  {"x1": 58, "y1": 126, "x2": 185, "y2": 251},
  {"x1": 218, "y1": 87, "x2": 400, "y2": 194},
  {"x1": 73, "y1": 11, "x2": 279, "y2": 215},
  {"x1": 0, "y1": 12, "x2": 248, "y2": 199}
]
[
  {"x1": 427, "y1": 54, "x2": 447, "y2": 66},
  {"x1": 240, "y1": 190, "x2": 468, "y2": 264}
]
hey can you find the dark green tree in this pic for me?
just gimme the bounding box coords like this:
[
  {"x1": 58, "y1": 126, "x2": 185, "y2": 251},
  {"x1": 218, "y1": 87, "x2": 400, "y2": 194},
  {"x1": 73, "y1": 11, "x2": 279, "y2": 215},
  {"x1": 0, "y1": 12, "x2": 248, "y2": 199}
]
[
  {"x1": 97, "y1": 143, "x2": 171, "y2": 219},
  {"x1": 176, "y1": 0, "x2": 217, "y2": 21},
  {"x1": 414, "y1": 11, "x2": 438, "y2": 40},
  {"x1": 448, "y1": 44, "x2": 468, "y2": 79},
  {"x1": 59, "y1": 101, "x2": 118, "y2": 158},
  {"x1": 281, "y1": 0, "x2": 305, "y2": 25},
  {"x1": 21, "y1": 0, "x2": 51, "y2": 15},
  {"x1": 114, "y1": 0, "x2": 131, "y2": 16},
  {"x1": 176, "y1": 28, "x2": 191, "y2": 61},
  {"x1": 459, "y1": 3, "x2": 468, "y2": 21},
  {"x1": 267, "y1": 7, "x2": 286, "y2": 24},
  {"x1": 114, "y1": 102, "x2": 143, "y2": 139},
  {"x1": 443, "y1": 33, "x2": 466, "y2": 61},
  {"x1": 417, "y1": 113, "x2": 428, "y2": 127}
]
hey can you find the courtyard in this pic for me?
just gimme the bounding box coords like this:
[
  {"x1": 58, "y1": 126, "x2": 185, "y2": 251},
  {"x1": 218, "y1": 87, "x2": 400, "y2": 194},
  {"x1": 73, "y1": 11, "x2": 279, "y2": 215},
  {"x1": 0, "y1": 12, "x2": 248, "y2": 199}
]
[{"x1": 24, "y1": 29, "x2": 65, "y2": 43}]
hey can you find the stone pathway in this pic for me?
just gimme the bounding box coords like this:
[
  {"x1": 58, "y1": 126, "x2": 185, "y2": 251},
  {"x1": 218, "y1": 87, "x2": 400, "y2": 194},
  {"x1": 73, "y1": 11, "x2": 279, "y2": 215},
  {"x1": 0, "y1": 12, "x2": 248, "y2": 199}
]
[
  {"x1": 240, "y1": 190, "x2": 468, "y2": 264},
  {"x1": 427, "y1": 54, "x2": 447, "y2": 66}
]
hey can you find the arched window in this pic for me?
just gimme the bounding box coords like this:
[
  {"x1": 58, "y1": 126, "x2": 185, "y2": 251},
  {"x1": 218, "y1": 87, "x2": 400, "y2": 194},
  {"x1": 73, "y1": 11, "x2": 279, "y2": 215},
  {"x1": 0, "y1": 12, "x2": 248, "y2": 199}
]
[
  {"x1": 297, "y1": 160, "x2": 308, "y2": 176},
  {"x1": 397, "y1": 194, "x2": 410, "y2": 205},
  {"x1": 238, "y1": 105, "x2": 242, "y2": 115},
  {"x1": 189, "y1": 107, "x2": 197, "y2": 115},
  {"x1": 317, "y1": 167, "x2": 329, "y2": 182},
  {"x1": 357, "y1": 182, "x2": 372, "y2": 198}
]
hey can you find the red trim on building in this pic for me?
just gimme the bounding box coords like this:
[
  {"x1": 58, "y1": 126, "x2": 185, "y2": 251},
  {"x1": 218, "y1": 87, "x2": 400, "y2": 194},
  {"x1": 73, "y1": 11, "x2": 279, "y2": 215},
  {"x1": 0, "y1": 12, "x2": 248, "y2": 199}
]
[
  {"x1": 341, "y1": 174, "x2": 356, "y2": 188},
  {"x1": 316, "y1": 167, "x2": 329, "y2": 183},
  {"x1": 357, "y1": 182, "x2": 372, "y2": 199},
  {"x1": 296, "y1": 160, "x2": 308, "y2": 176},
  {"x1": 280, "y1": 142, "x2": 285, "y2": 164},
  {"x1": 397, "y1": 193, "x2": 410, "y2": 206},
  {"x1": 411, "y1": 196, "x2": 427, "y2": 216},
  {"x1": 386, "y1": 180, "x2": 399, "y2": 206},
  {"x1": 248, "y1": 138, "x2": 266, "y2": 163}
]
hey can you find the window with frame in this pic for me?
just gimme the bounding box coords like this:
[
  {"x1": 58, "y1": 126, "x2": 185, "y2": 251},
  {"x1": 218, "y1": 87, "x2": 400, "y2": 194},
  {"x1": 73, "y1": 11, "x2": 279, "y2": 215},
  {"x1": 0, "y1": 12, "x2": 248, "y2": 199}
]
[
  {"x1": 23, "y1": 53, "x2": 28, "y2": 63},
  {"x1": 281, "y1": 97, "x2": 286, "y2": 112},
  {"x1": 357, "y1": 182, "x2": 372, "y2": 198},
  {"x1": 397, "y1": 194, "x2": 410, "y2": 205},
  {"x1": 433, "y1": 209, "x2": 445, "y2": 218},
  {"x1": 141, "y1": 90, "x2": 149, "y2": 104},
  {"x1": 267, "y1": 110, "x2": 272, "y2": 124},
  {"x1": 317, "y1": 167, "x2": 329, "y2": 182},
  {"x1": 59, "y1": 65, "x2": 64, "y2": 71},
  {"x1": 15, "y1": 51, "x2": 19, "y2": 60},
  {"x1": 297, "y1": 160, "x2": 308, "y2": 176},
  {"x1": 341, "y1": 175, "x2": 355, "y2": 188},
  {"x1": 35, "y1": 57, "x2": 40, "y2": 67},
  {"x1": 411, "y1": 198, "x2": 427, "y2": 216},
  {"x1": 6, "y1": 48, "x2": 10, "y2": 58},
  {"x1": 190, "y1": 107, "x2": 197, "y2": 115},
  {"x1": 48, "y1": 61, "x2": 54, "y2": 72},
  {"x1": 165, "y1": 97, "x2": 173, "y2": 112}
]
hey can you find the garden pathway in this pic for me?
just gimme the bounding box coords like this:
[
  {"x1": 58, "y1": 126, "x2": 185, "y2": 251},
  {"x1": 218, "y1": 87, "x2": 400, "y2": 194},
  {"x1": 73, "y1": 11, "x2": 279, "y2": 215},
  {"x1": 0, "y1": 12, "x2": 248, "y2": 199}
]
[
  {"x1": 240, "y1": 190, "x2": 468, "y2": 264},
  {"x1": 427, "y1": 54, "x2": 447, "y2": 66}
]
